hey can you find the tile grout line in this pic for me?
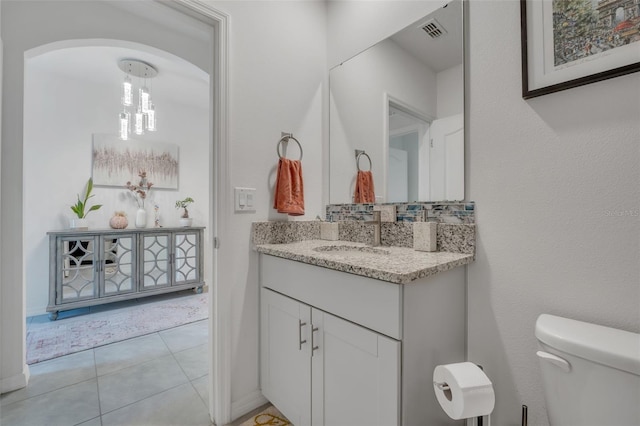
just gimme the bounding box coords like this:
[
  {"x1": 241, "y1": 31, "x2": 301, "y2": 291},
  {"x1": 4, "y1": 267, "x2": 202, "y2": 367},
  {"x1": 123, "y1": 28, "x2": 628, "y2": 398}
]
[
  {"x1": 1, "y1": 375, "x2": 100, "y2": 409},
  {"x1": 161, "y1": 323, "x2": 211, "y2": 414},
  {"x1": 165, "y1": 329, "x2": 208, "y2": 395},
  {"x1": 96, "y1": 332, "x2": 191, "y2": 416},
  {"x1": 93, "y1": 348, "x2": 105, "y2": 420},
  {"x1": 97, "y1": 379, "x2": 192, "y2": 417}
]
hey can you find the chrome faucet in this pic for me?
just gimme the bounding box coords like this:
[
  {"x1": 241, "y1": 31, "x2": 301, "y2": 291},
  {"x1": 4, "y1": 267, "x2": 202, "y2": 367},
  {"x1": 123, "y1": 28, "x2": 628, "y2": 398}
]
[{"x1": 365, "y1": 210, "x2": 381, "y2": 246}]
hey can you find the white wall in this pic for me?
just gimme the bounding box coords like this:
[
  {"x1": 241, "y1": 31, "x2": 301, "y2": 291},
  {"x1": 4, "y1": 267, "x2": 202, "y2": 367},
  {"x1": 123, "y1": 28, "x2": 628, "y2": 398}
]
[
  {"x1": 206, "y1": 1, "x2": 326, "y2": 417},
  {"x1": 467, "y1": 2, "x2": 639, "y2": 425},
  {"x1": 24, "y1": 60, "x2": 209, "y2": 315},
  {"x1": 437, "y1": 63, "x2": 463, "y2": 118},
  {"x1": 1, "y1": 0, "x2": 211, "y2": 393}
]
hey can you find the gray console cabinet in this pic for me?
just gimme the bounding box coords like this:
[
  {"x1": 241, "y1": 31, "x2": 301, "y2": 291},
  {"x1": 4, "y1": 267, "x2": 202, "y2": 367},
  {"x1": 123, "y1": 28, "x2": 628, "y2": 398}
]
[{"x1": 47, "y1": 227, "x2": 205, "y2": 320}]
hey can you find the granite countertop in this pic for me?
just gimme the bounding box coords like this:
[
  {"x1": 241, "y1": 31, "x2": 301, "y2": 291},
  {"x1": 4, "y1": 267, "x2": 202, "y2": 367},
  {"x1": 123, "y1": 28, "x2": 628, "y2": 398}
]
[{"x1": 255, "y1": 239, "x2": 473, "y2": 284}]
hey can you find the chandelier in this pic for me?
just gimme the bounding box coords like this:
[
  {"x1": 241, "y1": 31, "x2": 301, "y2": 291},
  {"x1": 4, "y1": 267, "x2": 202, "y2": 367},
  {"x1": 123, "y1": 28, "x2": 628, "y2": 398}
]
[{"x1": 118, "y1": 59, "x2": 158, "y2": 140}]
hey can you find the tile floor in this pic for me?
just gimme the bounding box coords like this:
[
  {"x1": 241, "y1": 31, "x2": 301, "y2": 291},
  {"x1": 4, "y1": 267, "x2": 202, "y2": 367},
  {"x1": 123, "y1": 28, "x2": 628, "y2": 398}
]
[{"x1": 0, "y1": 320, "x2": 212, "y2": 426}]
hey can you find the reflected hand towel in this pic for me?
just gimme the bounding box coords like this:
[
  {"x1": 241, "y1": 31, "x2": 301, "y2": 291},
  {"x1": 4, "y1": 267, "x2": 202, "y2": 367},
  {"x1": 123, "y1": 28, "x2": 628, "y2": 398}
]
[
  {"x1": 354, "y1": 170, "x2": 375, "y2": 203},
  {"x1": 274, "y1": 158, "x2": 305, "y2": 216}
]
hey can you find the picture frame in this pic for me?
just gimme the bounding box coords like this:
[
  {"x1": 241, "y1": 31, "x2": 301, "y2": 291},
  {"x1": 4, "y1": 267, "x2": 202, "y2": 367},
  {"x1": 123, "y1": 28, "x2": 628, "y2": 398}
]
[
  {"x1": 92, "y1": 133, "x2": 179, "y2": 189},
  {"x1": 521, "y1": 0, "x2": 640, "y2": 99}
]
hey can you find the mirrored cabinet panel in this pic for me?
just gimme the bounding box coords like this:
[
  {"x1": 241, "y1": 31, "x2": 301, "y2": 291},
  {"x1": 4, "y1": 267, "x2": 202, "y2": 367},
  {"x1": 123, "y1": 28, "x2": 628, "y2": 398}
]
[
  {"x1": 59, "y1": 237, "x2": 98, "y2": 303},
  {"x1": 103, "y1": 235, "x2": 135, "y2": 296},
  {"x1": 142, "y1": 233, "x2": 171, "y2": 290}
]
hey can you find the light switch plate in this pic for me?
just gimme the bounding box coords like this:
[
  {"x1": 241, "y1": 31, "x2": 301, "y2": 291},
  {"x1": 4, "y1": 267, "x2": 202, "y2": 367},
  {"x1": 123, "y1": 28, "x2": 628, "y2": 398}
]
[{"x1": 234, "y1": 187, "x2": 256, "y2": 212}]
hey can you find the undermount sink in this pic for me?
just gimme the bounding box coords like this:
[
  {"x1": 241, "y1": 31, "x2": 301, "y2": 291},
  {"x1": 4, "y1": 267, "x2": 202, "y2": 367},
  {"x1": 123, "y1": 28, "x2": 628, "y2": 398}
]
[{"x1": 312, "y1": 245, "x2": 390, "y2": 255}]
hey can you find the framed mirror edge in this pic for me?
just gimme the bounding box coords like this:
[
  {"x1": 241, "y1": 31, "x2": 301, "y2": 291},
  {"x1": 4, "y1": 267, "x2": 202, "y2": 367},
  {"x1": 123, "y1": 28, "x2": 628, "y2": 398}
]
[{"x1": 328, "y1": 0, "x2": 467, "y2": 205}]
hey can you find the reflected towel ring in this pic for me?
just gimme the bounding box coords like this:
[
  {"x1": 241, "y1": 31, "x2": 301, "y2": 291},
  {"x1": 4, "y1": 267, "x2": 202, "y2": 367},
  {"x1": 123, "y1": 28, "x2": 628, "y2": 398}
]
[
  {"x1": 277, "y1": 135, "x2": 303, "y2": 161},
  {"x1": 356, "y1": 151, "x2": 372, "y2": 171}
]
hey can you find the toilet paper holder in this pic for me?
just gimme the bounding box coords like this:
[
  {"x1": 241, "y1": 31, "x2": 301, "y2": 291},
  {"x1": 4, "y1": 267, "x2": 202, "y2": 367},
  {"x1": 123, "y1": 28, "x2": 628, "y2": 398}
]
[
  {"x1": 434, "y1": 382, "x2": 450, "y2": 391},
  {"x1": 434, "y1": 379, "x2": 487, "y2": 425},
  {"x1": 433, "y1": 362, "x2": 495, "y2": 426}
]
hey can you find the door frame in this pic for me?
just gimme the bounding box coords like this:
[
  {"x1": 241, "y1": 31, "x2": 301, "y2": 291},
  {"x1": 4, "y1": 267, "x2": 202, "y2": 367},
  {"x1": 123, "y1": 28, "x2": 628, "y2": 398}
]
[
  {"x1": 2, "y1": 0, "x2": 230, "y2": 421},
  {"x1": 166, "y1": 1, "x2": 231, "y2": 423},
  {"x1": 384, "y1": 93, "x2": 434, "y2": 203}
]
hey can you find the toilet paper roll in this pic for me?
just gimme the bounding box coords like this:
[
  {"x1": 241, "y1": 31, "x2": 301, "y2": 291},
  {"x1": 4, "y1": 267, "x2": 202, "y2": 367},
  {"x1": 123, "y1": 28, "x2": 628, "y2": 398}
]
[{"x1": 433, "y1": 362, "x2": 495, "y2": 420}]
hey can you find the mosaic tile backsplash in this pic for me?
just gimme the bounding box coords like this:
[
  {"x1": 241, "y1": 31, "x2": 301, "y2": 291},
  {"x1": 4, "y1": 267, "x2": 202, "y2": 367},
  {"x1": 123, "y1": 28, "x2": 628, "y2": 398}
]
[
  {"x1": 253, "y1": 221, "x2": 475, "y2": 254},
  {"x1": 325, "y1": 202, "x2": 475, "y2": 223},
  {"x1": 253, "y1": 202, "x2": 475, "y2": 254}
]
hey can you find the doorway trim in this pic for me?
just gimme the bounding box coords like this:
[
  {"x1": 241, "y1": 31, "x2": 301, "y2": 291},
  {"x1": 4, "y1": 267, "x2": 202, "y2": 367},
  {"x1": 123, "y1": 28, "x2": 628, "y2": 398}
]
[
  {"x1": 158, "y1": 1, "x2": 230, "y2": 424},
  {"x1": 383, "y1": 93, "x2": 434, "y2": 203}
]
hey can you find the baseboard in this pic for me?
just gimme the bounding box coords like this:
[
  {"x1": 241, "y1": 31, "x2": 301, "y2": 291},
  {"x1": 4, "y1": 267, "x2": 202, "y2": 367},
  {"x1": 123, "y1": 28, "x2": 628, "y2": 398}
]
[
  {"x1": 26, "y1": 306, "x2": 48, "y2": 318},
  {"x1": 231, "y1": 389, "x2": 268, "y2": 421},
  {"x1": 1, "y1": 365, "x2": 30, "y2": 394}
]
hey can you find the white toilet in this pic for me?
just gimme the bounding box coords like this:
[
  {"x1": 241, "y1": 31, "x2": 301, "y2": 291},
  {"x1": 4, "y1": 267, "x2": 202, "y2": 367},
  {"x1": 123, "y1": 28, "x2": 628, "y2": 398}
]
[{"x1": 535, "y1": 314, "x2": 640, "y2": 426}]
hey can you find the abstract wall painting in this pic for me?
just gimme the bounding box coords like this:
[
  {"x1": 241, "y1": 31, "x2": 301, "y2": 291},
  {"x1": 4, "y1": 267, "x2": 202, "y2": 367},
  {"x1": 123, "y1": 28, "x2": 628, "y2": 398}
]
[
  {"x1": 521, "y1": 0, "x2": 640, "y2": 98},
  {"x1": 92, "y1": 134, "x2": 179, "y2": 189}
]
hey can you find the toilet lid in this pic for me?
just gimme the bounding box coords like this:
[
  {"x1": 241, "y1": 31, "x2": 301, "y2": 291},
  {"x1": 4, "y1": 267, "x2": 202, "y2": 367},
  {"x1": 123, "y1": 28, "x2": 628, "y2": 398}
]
[{"x1": 536, "y1": 314, "x2": 640, "y2": 376}]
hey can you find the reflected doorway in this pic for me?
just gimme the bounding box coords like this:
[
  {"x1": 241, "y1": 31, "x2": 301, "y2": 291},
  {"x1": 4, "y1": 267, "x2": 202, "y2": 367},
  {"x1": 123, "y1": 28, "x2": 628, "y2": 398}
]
[
  {"x1": 387, "y1": 104, "x2": 430, "y2": 202},
  {"x1": 387, "y1": 102, "x2": 464, "y2": 202}
]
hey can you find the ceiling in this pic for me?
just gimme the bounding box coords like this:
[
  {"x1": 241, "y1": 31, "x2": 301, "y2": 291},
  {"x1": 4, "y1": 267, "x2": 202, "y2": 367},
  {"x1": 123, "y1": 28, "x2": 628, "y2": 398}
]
[
  {"x1": 26, "y1": 0, "x2": 460, "y2": 112},
  {"x1": 25, "y1": 0, "x2": 211, "y2": 111},
  {"x1": 390, "y1": 0, "x2": 463, "y2": 73},
  {"x1": 27, "y1": 44, "x2": 209, "y2": 111}
]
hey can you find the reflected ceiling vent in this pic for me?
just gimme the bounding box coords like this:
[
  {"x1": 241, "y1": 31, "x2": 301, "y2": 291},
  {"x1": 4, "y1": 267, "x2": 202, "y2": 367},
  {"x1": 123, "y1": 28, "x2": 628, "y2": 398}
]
[{"x1": 420, "y1": 19, "x2": 447, "y2": 39}]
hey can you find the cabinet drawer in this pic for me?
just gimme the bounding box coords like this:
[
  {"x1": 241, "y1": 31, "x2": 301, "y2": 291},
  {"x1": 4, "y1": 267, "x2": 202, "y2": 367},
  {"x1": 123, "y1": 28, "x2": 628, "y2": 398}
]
[{"x1": 260, "y1": 254, "x2": 403, "y2": 339}]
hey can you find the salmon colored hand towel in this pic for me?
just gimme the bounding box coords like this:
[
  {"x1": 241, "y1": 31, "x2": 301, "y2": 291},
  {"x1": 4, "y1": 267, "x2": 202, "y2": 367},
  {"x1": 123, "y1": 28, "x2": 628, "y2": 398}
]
[
  {"x1": 354, "y1": 170, "x2": 375, "y2": 203},
  {"x1": 274, "y1": 158, "x2": 305, "y2": 216}
]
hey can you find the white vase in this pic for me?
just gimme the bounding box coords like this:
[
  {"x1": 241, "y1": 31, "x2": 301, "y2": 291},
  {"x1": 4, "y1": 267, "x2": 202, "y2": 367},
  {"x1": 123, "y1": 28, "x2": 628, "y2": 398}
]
[
  {"x1": 69, "y1": 217, "x2": 88, "y2": 230},
  {"x1": 135, "y1": 208, "x2": 147, "y2": 228},
  {"x1": 179, "y1": 217, "x2": 193, "y2": 227}
]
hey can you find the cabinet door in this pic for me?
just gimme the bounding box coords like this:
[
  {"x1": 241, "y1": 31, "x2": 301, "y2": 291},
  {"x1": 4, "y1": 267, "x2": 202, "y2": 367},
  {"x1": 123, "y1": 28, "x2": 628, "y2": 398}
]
[
  {"x1": 57, "y1": 236, "x2": 99, "y2": 304},
  {"x1": 141, "y1": 233, "x2": 171, "y2": 290},
  {"x1": 311, "y1": 309, "x2": 401, "y2": 426},
  {"x1": 261, "y1": 288, "x2": 312, "y2": 426},
  {"x1": 173, "y1": 231, "x2": 200, "y2": 285},
  {"x1": 101, "y1": 234, "x2": 136, "y2": 296}
]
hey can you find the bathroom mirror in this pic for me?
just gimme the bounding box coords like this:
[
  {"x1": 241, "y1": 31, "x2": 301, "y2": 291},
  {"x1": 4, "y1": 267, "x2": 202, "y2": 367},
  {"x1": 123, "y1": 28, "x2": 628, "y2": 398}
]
[{"x1": 329, "y1": 0, "x2": 464, "y2": 204}]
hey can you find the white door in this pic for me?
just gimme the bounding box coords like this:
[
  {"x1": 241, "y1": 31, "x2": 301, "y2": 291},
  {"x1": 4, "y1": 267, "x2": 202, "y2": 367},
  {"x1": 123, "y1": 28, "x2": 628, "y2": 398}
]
[
  {"x1": 430, "y1": 114, "x2": 464, "y2": 201},
  {"x1": 260, "y1": 289, "x2": 312, "y2": 425},
  {"x1": 388, "y1": 147, "x2": 409, "y2": 203},
  {"x1": 311, "y1": 309, "x2": 401, "y2": 426}
]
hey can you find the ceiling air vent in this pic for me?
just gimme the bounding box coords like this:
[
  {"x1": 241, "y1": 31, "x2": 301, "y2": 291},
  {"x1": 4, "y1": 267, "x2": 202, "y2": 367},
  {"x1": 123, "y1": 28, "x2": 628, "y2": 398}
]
[{"x1": 420, "y1": 19, "x2": 447, "y2": 39}]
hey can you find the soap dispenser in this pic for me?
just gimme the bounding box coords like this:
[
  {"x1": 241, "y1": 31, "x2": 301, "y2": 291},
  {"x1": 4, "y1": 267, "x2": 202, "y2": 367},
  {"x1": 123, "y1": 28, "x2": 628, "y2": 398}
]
[
  {"x1": 320, "y1": 221, "x2": 339, "y2": 241},
  {"x1": 413, "y1": 210, "x2": 437, "y2": 252}
]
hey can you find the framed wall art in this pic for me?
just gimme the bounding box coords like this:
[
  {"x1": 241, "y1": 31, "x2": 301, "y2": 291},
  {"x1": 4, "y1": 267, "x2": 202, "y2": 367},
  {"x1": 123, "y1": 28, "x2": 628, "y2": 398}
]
[
  {"x1": 521, "y1": 0, "x2": 640, "y2": 99},
  {"x1": 92, "y1": 133, "x2": 179, "y2": 189}
]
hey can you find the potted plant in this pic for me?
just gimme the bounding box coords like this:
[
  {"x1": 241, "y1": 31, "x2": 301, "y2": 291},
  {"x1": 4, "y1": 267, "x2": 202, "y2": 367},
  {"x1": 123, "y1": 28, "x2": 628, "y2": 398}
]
[
  {"x1": 175, "y1": 197, "x2": 194, "y2": 227},
  {"x1": 70, "y1": 177, "x2": 102, "y2": 230}
]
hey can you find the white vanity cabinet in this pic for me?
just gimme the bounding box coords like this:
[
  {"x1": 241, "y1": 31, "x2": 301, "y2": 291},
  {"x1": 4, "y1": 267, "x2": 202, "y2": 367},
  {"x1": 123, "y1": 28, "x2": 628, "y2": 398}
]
[
  {"x1": 259, "y1": 254, "x2": 466, "y2": 426},
  {"x1": 261, "y1": 288, "x2": 312, "y2": 425},
  {"x1": 261, "y1": 287, "x2": 400, "y2": 426}
]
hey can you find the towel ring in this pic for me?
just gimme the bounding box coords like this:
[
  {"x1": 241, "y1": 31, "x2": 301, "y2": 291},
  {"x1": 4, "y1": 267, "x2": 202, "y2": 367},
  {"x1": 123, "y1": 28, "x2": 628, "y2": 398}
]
[
  {"x1": 277, "y1": 135, "x2": 303, "y2": 161},
  {"x1": 356, "y1": 151, "x2": 372, "y2": 171}
]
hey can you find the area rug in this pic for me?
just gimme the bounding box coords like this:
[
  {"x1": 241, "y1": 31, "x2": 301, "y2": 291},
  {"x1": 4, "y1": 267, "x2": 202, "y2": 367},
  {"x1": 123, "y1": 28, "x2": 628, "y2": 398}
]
[
  {"x1": 26, "y1": 293, "x2": 208, "y2": 364},
  {"x1": 239, "y1": 406, "x2": 290, "y2": 426}
]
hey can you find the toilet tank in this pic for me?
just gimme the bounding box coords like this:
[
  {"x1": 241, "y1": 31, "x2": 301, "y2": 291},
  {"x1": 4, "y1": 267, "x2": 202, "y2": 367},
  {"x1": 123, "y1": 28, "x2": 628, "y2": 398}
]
[{"x1": 535, "y1": 314, "x2": 640, "y2": 426}]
